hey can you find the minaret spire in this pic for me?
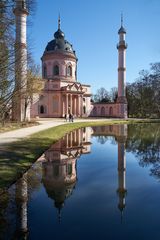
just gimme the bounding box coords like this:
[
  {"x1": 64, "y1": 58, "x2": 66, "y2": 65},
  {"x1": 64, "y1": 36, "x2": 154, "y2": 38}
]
[
  {"x1": 58, "y1": 14, "x2": 61, "y2": 29},
  {"x1": 121, "y1": 12, "x2": 123, "y2": 27}
]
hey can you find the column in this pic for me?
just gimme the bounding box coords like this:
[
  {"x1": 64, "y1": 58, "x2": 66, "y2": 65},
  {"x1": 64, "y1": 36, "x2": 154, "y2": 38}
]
[
  {"x1": 62, "y1": 95, "x2": 64, "y2": 116},
  {"x1": 66, "y1": 94, "x2": 68, "y2": 115},
  {"x1": 70, "y1": 94, "x2": 73, "y2": 114},
  {"x1": 81, "y1": 95, "x2": 83, "y2": 116},
  {"x1": 70, "y1": 132, "x2": 73, "y2": 148},
  {"x1": 78, "y1": 95, "x2": 81, "y2": 117},
  {"x1": 74, "y1": 96, "x2": 77, "y2": 116},
  {"x1": 66, "y1": 134, "x2": 69, "y2": 148}
]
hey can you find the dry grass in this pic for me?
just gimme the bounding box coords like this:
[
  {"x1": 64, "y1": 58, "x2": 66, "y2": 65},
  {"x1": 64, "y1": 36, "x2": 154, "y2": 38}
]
[{"x1": 0, "y1": 121, "x2": 39, "y2": 133}]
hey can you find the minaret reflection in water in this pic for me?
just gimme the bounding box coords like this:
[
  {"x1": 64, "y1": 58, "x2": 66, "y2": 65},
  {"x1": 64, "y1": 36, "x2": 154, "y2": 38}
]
[
  {"x1": 42, "y1": 128, "x2": 92, "y2": 220},
  {"x1": 92, "y1": 124, "x2": 127, "y2": 220},
  {"x1": 116, "y1": 126, "x2": 127, "y2": 221},
  {"x1": 15, "y1": 173, "x2": 28, "y2": 239}
]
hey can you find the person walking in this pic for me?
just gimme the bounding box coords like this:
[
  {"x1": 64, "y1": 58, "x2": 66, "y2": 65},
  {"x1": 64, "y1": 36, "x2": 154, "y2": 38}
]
[
  {"x1": 69, "y1": 113, "x2": 72, "y2": 122},
  {"x1": 64, "y1": 114, "x2": 68, "y2": 122}
]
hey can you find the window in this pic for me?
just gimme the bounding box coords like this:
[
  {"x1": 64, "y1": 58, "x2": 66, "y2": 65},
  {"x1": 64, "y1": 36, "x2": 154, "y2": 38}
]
[
  {"x1": 39, "y1": 105, "x2": 47, "y2": 114},
  {"x1": 43, "y1": 65, "x2": 47, "y2": 78},
  {"x1": 53, "y1": 65, "x2": 59, "y2": 76},
  {"x1": 40, "y1": 105, "x2": 45, "y2": 114},
  {"x1": 83, "y1": 106, "x2": 86, "y2": 114},
  {"x1": 109, "y1": 106, "x2": 113, "y2": 116},
  {"x1": 101, "y1": 107, "x2": 105, "y2": 116},
  {"x1": 67, "y1": 65, "x2": 72, "y2": 77},
  {"x1": 67, "y1": 164, "x2": 72, "y2": 175},
  {"x1": 93, "y1": 107, "x2": 97, "y2": 116}
]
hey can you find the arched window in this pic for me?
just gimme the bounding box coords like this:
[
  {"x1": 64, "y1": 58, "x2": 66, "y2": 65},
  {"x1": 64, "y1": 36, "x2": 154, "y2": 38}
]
[
  {"x1": 43, "y1": 65, "x2": 47, "y2": 78},
  {"x1": 53, "y1": 65, "x2": 59, "y2": 76},
  {"x1": 40, "y1": 105, "x2": 45, "y2": 114},
  {"x1": 67, "y1": 65, "x2": 72, "y2": 76},
  {"x1": 101, "y1": 107, "x2": 105, "y2": 116},
  {"x1": 93, "y1": 107, "x2": 97, "y2": 116},
  {"x1": 109, "y1": 107, "x2": 113, "y2": 116},
  {"x1": 83, "y1": 106, "x2": 86, "y2": 114}
]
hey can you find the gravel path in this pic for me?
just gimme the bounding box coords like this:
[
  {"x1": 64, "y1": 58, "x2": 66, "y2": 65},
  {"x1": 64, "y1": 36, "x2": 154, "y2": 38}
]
[{"x1": 0, "y1": 118, "x2": 121, "y2": 145}]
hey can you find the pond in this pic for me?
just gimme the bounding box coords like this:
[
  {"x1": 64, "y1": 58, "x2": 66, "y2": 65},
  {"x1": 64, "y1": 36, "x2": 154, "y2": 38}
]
[{"x1": 0, "y1": 123, "x2": 160, "y2": 240}]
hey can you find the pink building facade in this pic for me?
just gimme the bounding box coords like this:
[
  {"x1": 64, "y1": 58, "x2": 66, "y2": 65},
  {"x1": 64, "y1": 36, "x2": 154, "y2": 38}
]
[
  {"x1": 31, "y1": 18, "x2": 91, "y2": 118},
  {"x1": 90, "y1": 103, "x2": 127, "y2": 118},
  {"x1": 31, "y1": 17, "x2": 128, "y2": 119}
]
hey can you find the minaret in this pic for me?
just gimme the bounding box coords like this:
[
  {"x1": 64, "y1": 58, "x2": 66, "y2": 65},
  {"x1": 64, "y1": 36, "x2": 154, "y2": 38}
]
[
  {"x1": 13, "y1": 0, "x2": 30, "y2": 121},
  {"x1": 117, "y1": 14, "x2": 128, "y2": 118},
  {"x1": 117, "y1": 127, "x2": 127, "y2": 221}
]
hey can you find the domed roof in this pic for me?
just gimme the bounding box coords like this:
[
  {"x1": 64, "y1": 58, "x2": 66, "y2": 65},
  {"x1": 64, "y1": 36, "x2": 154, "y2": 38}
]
[
  {"x1": 118, "y1": 26, "x2": 126, "y2": 34},
  {"x1": 54, "y1": 28, "x2": 65, "y2": 39},
  {"x1": 44, "y1": 17, "x2": 76, "y2": 55}
]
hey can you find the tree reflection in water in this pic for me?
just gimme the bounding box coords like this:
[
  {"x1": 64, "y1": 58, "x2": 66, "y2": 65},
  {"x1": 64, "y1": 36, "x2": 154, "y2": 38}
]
[
  {"x1": 0, "y1": 123, "x2": 160, "y2": 238},
  {"x1": 126, "y1": 123, "x2": 160, "y2": 178}
]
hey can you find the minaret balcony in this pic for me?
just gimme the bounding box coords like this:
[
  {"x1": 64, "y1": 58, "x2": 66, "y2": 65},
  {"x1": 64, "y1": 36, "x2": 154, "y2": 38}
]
[{"x1": 117, "y1": 41, "x2": 128, "y2": 49}]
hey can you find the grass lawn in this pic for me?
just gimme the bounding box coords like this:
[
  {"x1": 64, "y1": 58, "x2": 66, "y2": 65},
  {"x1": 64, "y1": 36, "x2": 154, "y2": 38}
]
[{"x1": 0, "y1": 118, "x2": 160, "y2": 194}]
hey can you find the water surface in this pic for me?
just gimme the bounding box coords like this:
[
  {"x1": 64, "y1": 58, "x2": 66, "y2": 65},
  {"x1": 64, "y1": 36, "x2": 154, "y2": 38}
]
[{"x1": 0, "y1": 123, "x2": 160, "y2": 240}]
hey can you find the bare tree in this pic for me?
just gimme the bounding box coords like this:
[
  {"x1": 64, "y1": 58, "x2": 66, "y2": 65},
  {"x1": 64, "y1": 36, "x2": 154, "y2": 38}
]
[{"x1": 94, "y1": 87, "x2": 111, "y2": 103}]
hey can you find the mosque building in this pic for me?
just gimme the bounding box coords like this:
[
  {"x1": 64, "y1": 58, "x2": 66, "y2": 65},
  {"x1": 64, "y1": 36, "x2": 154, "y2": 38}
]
[
  {"x1": 30, "y1": 16, "x2": 92, "y2": 118},
  {"x1": 13, "y1": 0, "x2": 128, "y2": 120}
]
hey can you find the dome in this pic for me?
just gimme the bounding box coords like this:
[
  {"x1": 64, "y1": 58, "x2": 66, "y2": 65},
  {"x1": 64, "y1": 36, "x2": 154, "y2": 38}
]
[
  {"x1": 45, "y1": 38, "x2": 74, "y2": 54},
  {"x1": 45, "y1": 24, "x2": 76, "y2": 55},
  {"x1": 118, "y1": 26, "x2": 126, "y2": 34},
  {"x1": 54, "y1": 29, "x2": 65, "y2": 39}
]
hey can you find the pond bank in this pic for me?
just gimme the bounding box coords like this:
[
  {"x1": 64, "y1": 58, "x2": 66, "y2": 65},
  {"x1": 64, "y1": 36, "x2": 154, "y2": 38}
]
[{"x1": 0, "y1": 118, "x2": 160, "y2": 194}]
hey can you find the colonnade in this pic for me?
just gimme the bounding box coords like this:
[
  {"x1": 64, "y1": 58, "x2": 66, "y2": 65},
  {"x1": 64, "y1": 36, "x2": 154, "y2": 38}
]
[
  {"x1": 62, "y1": 93, "x2": 83, "y2": 117},
  {"x1": 64, "y1": 128, "x2": 84, "y2": 149}
]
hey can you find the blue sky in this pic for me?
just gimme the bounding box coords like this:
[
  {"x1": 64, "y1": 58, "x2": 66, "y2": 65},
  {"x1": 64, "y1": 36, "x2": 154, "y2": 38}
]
[{"x1": 29, "y1": 0, "x2": 160, "y2": 93}]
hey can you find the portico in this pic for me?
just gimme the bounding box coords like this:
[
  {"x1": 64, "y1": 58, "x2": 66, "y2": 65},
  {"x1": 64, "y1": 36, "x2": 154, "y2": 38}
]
[{"x1": 62, "y1": 93, "x2": 82, "y2": 116}]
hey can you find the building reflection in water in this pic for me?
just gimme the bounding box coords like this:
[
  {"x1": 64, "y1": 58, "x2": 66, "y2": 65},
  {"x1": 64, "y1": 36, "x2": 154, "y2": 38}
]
[
  {"x1": 0, "y1": 124, "x2": 128, "y2": 238},
  {"x1": 42, "y1": 128, "x2": 92, "y2": 220},
  {"x1": 15, "y1": 174, "x2": 28, "y2": 239},
  {"x1": 92, "y1": 124, "x2": 127, "y2": 219}
]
